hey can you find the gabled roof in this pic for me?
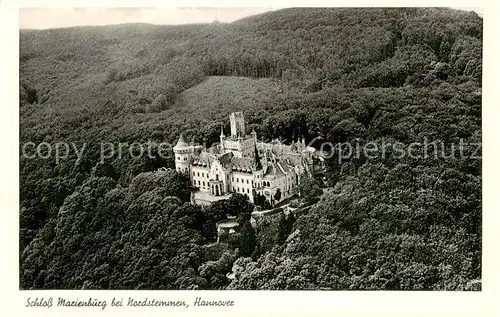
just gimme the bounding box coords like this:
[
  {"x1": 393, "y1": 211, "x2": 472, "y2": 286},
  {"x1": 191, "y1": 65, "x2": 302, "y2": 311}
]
[
  {"x1": 264, "y1": 164, "x2": 275, "y2": 177},
  {"x1": 192, "y1": 151, "x2": 215, "y2": 166},
  {"x1": 277, "y1": 162, "x2": 291, "y2": 174},
  {"x1": 230, "y1": 157, "x2": 254, "y2": 172}
]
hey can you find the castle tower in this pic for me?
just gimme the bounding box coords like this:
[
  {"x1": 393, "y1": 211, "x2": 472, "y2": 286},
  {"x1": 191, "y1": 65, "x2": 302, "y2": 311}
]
[
  {"x1": 251, "y1": 128, "x2": 257, "y2": 143},
  {"x1": 230, "y1": 112, "x2": 245, "y2": 139},
  {"x1": 220, "y1": 123, "x2": 226, "y2": 152},
  {"x1": 253, "y1": 144, "x2": 262, "y2": 170},
  {"x1": 173, "y1": 133, "x2": 192, "y2": 173}
]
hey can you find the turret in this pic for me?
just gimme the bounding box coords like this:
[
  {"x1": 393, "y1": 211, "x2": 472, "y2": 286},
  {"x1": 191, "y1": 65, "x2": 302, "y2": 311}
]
[
  {"x1": 220, "y1": 123, "x2": 226, "y2": 152},
  {"x1": 251, "y1": 128, "x2": 257, "y2": 142},
  {"x1": 173, "y1": 133, "x2": 193, "y2": 173}
]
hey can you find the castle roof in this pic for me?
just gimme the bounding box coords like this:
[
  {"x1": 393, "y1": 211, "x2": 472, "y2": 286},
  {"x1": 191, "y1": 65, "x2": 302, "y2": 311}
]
[
  {"x1": 264, "y1": 164, "x2": 275, "y2": 177},
  {"x1": 230, "y1": 157, "x2": 255, "y2": 173},
  {"x1": 277, "y1": 162, "x2": 291, "y2": 174},
  {"x1": 192, "y1": 151, "x2": 235, "y2": 168},
  {"x1": 219, "y1": 152, "x2": 233, "y2": 166},
  {"x1": 174, "y1": 133, "x2": 189, "y2": 149},
  {"x1": 192, "y1": 151, "x2": 215, "y2": 166}
]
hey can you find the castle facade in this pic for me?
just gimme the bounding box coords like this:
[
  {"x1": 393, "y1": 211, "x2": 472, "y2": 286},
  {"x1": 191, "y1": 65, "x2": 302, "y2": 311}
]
[{"x1": 173, "y1": 112, "x2": 315, "y2": 206}]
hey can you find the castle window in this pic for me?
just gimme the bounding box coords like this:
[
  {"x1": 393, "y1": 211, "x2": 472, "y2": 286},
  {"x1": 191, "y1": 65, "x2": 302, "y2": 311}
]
[
  {"x1": 246, "y1": 179, "x2": 249, "y2": 184},
  {"x1": 247, "y1": 188, "x2": 250, "y2": 194},
  {"x1": 202, "y1": 172, "x2": 204, "y2": 177},
  {"x1": 203, "y1": 181, "x2": 205, "y2": 187},
  {"x1": 197, "y1": 172, "x2": 200, "y2": 177},
  {"x1": 192, "y1": 172, "x2": 195, "y2": 176},
  {"x1": 184, "y1": 157, "x2": 187, "y2": 161},
  {"x1": 236, "y1": 178, "x2": 239, "y2": 183},
  {"x1": 198, "y1": 180, "x2": 200, "y2": 185}
]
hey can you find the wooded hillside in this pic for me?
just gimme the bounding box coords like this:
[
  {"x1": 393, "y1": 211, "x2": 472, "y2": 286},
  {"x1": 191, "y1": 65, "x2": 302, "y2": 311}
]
[{"x1": 20, "y1": 7, "x2": 482, "y2": 290}]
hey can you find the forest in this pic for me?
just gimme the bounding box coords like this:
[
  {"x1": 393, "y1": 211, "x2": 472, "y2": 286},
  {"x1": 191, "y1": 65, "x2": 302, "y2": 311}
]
[{"x1": 19, "y1": 8, "x2": 482, "y2": 290}]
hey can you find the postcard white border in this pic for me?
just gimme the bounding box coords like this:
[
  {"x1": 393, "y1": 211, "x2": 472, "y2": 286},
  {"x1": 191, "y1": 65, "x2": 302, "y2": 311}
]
[{"x1": 1, "y1": 1, "x2": 499, "y2": 316}]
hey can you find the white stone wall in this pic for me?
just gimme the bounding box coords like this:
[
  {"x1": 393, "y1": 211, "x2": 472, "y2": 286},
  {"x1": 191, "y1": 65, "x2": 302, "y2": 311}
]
[
  {"x1": 252, "y1": 170, "x2": 264, "y2": 189},
  {"x1": 174, "y1": 148, "x2": 192, "y2": 173},
  {"x1": 191, "y1": 166, "x2": 210, "y2": 191},
  {"x1": 260, "y1": 169, "x2": 299, "y2": 205},
  {"x1": 190, "y1": 161, "x2": 301, "y2": 205},
  {"x1": 231, "y1": 172, "x2": 254, "y2": 200},
  {"x1": 240, "y1": 138, "x2": 256, "y2": 158},
  {"x1": 209, "y1": 161, "x2": 230, "y2": 193},
  {"x1": 223, "y1": 137, "x2": 255, "y2": 158}
]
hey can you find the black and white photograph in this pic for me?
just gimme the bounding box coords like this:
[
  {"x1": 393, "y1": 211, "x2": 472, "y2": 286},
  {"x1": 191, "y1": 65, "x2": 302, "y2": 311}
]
[{"x1": 17, "y1": 6, "x2": 483, "y2": 294}]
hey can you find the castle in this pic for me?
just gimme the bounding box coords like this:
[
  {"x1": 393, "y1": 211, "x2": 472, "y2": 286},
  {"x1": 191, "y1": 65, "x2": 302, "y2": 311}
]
[{"x1": 173, "y1": 112, "x2": 316, "y2": 206}]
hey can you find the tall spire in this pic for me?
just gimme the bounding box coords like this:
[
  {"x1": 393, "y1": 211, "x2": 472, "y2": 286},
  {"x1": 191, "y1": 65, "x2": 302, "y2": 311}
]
[
  {"x1": 254, "y1": 144, "x2": 262, "y2": 170},
  {"x1": 220, "y1": 123, "x2": 225, "y2": 137}
]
